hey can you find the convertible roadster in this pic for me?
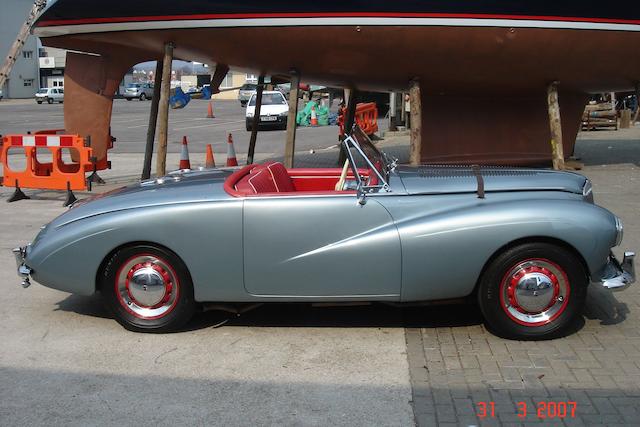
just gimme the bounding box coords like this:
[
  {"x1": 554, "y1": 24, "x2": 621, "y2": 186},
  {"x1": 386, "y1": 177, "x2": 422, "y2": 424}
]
[{"x1": 14, "y1": 127, "x2": 635, "y2": 338}]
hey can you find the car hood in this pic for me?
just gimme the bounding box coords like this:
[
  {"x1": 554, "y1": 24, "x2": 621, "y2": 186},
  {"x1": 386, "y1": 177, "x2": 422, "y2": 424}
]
[
  {"x1": 396, "y1": 165, "x2": 587, "y2": 195},
  {"x1": 246, "y1": 104, "x2": 288, "y2": 115},
  {"x1": 49, "y1": 168, "x2": 236, "y2": 228}
]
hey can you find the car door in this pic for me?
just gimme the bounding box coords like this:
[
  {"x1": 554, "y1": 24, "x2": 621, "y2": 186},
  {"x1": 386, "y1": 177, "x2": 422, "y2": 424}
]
[{"x1": 243, "y1": 194, "x2": 401, "y2": 299}]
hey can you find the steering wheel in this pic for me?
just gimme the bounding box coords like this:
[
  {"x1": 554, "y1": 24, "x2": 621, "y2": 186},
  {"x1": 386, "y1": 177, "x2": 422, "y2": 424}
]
[{"x1": 334, "y1": 159, "x2": 350, "y2": 191}]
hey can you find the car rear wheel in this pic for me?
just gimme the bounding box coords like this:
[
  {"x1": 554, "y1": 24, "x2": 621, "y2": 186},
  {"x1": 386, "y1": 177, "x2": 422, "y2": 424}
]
[
  {"x1": 100, "y1": 244, "x2": 196, "y2": 332},
  {"x1": 477, "y1": 242, "x2": 587, "y2": 340},
  {"x1": 37, "y1": 101, "x2": 42, "y2": 104},
  {"x1": 47, "y1": 98, "x2": 53, "y2": 104},
  {"x1": 140, "y1": 93, "x2": 147, "y2": 101}
]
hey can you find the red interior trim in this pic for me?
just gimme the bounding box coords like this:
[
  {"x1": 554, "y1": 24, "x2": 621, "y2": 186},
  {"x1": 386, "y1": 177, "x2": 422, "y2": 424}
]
[
  {"x1": 37, "y1": 13, "x2": 640, "y2": 27},
  {"x1": 224, "y1": 164, "x2": 366, "y2": 197}
]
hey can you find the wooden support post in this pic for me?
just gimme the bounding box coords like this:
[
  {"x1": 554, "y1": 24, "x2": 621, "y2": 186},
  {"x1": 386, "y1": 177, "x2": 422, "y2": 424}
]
[
  {"x1": 247, "y1": 74, "x2": 265, "y2": 165},
  {"x1": 409, "y1": 79, "x2": 422, "y2": 166},
  {"x1": 388, "y1": 92, "x2": 397, "y2": 131},
  {"x1": 209, "y1": 64, "x2": 230, "y2": 95},
  {"x1": 546, "y1": 82, "x2": 565, "y2": 170},
  {"x1": 155, "y1": 42, "x2": 174, "y2": 177},
  {"x1": 284, "y1": 72, "x2": 301, "y2": 168},
  {"x1": 338, "y1": 88, "x2": 358, "y2": 165},
  {"x1": 141, "y1": 58, "x2": 164, "y2": 180},
  {"x1": 632, "y1": 83, "x2": 639, "y2": 122},
  {"x1": 344, "y1": 88, "x2": 357, "y2": 132}
]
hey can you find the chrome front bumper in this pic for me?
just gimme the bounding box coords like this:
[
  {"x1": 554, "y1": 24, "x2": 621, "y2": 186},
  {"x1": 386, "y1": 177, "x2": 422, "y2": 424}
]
[
  {"x1": 598, "y1": 251, "x2": 635, "y2": 291},
  {"x1": 12, "y1": 246, "x2": 33, "y2": 288}
]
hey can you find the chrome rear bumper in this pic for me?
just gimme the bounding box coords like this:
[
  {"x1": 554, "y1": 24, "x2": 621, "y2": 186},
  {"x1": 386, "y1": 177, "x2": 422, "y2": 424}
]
[
  {"x1": 12, "y1": 246, "x2": 33, "y2": 288},
  {"x1": 598, "y1": 251, "x2": 635, "y2": 291}
]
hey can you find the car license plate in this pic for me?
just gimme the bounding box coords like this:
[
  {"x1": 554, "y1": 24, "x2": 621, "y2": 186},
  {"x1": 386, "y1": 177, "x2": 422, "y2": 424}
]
[{"x1": 261, "y1": 116, "x2": 277, "y2": 122}]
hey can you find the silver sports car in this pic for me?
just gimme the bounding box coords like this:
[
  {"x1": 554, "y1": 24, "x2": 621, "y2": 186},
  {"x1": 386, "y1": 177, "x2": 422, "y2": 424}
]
[{"x1": 14, "y1": 127, "x2": 635, "y2": 338}]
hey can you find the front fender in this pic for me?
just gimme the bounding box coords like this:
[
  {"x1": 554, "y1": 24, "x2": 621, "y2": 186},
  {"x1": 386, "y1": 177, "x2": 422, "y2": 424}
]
[
  {"x1": 377, "y1": 193, "x2": 617, "y2": 301},
  {"x1": 26, "y1": 201, "x2": 243, "y2": 301}
]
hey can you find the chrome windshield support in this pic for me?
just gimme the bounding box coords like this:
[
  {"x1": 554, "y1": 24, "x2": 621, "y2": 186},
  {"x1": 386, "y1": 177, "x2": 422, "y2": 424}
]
[{"x1": 342, "y1": 133, "x2": 390, "y2": 193}]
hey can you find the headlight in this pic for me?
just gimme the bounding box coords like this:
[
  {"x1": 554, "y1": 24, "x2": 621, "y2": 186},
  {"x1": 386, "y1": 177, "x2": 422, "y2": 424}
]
[
  {"x1": 582, "y1": 179, "x2": 594, "y2": 203},
  {"x1": 279, "y1": 111, "x2": 289, "y2": 117},
  {"x1": 615, "y1": 216, "x2": 624, "y2": 246},
  {"x1": 247, "y1": 112, "x2": 254, "y2": 118}
]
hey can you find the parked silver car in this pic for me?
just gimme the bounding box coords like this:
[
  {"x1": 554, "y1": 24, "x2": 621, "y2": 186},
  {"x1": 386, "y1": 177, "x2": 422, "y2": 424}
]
[
  {"x1": 238, "y1": 83, "x2": 257, "y2": 106},
  {"x1": 35, "y1": 87, "x2": 64, "y2": 104},
  {"x1": 124, "y1": 82, "x2": 154, "y2": 101},
  {"x1": 13, "y1": 127, "x2": 635, "y2": 338}
]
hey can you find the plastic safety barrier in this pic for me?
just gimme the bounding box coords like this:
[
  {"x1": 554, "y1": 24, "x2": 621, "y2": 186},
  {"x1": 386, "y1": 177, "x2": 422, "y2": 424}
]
[
  {"x1": 337, "y1": 102, "x2": 379, "y2": 137},
  {"x1": 1, "y1": 133, "x2": 94, "y2": 205}
]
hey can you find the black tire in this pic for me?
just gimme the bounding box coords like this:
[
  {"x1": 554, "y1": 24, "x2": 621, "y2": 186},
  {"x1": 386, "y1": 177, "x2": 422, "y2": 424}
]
[
  {"x1": 477, "y1": 242, "x2": 587, "y2": 340},
  {"x1": 140, "y1": 93, "x2": 147, "y2": 101},
  {"x1": 37, "y1": 101, "x2": 42, "y2": 104},
  {"x1": 246, "y1": 119, "x2": 253, "y2": 132},
  {"x1": 47, "y1": 98, "x2": 54, "y2": 104},
  {"x1": 126, "y1": 98, "x2": 132, "y2": 101},
  {"x1": 100, "y1": 244, "x2": 196, "y2": 332}
]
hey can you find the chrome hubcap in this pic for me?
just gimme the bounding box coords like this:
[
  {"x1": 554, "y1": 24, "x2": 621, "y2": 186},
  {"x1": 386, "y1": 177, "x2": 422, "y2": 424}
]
[
  {"x1": 115, "y1": 255, "x2": 179, "y2": 319},
  {"x1": 129, "y1": 266, "x2": 167, "y2": 307},
  {"x1": 501, "y1": 259, "x2": 569, "y2": 326}
]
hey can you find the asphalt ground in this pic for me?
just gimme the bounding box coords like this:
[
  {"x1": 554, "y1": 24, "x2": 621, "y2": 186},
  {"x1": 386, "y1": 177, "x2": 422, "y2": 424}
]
[
  {"x1": 0, "y1": 98, "x2": 385, "y2": 158},
  {"x1": 1, "y1": 99, "x2": 640, "y2": 425}
]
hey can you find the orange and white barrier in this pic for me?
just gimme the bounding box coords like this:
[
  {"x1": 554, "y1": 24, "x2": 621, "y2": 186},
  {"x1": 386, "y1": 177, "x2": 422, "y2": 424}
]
[
  {"x1": 337, "y1": 102, "x2": 379, "y2": 137},
  {"x1": 1, "y1": 133, "x2": 94, "y2": 205},
  {"x1": 206, "y1": 101, "x2": 215, "y2": 119},
  {"x1": 310, "y1": 105, "x2": 319, "y2": 126},
  {"x1": 226, "y1": 133, "x2": 238, "y2": 167},
  {"x1": 179, "y1": 136, "x2": 191, "y2": 169}
]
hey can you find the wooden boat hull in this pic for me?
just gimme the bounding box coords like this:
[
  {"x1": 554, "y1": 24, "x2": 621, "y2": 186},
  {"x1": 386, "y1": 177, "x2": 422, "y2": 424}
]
[{"x1": 34, "y1": 1, "x2": 640, "y2": 165}]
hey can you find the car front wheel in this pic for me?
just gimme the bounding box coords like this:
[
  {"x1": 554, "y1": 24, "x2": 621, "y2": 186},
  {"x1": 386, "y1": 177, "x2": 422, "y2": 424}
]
[
  {"x1": 140, "y1": 93, "x2": 146, "y2": 101},
  {"x1": 100, "y1": 244, "x2": 196, "y2": 332},
  {"x1": 47, "y1": 98, "x2": 53, "y2": 104},
  {"x1": 477, "y1": 242, "x2": 587, "y2": 340}
]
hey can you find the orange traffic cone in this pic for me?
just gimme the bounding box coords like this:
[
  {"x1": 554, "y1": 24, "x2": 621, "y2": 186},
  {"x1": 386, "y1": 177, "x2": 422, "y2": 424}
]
[
  {"x1": 310, "y1": 105, "x2": 319, "y2": 126},
  {"x1": 205, "y1": 144, "x2": 216, "y2": 168},
  {"x1": 179, "y1": 136, "x2": 191, "y2": 169},
  {"x1": 206, "y1": 101, "x2": 215, "y2": 118},
  {"x1": 226, "y1": 133, "x2": 238, "y2": 166}
]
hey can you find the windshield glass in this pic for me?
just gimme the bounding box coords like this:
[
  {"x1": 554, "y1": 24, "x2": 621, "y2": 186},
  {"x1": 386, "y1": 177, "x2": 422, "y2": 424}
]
[
  {"x1": 241, "y1": 84, "x2": 257, "y2": 90},
  {"x1": 37, "y1": 89, "x2": 48, "y2": 94},
  {"x1": 350, "y1": 126, "x2": 388, "y2": 178},
  {"x1": 126, "y1": 83, "x2": 140, "y2": 88},
  {"x1": 249, "y1": 92, "x2": 287, "y2": 106}
]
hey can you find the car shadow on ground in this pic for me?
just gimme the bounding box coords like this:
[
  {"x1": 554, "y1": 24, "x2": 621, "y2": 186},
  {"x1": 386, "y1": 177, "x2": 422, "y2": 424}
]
[
  {"x1": 54, "y1": 283, "x2": 629, "y2": 335},
  {"x1": 189, "y1": 303, "x2": 484, "y2": 330},
  {"x1": 583, "y1": 283, "x2": 630, "y2": 325}
]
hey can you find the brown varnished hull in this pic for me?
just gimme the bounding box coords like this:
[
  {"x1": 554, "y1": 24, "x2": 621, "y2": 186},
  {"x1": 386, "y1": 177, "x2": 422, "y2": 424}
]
[{"x1": 41, "y1": 25, "x2": 640, "y2": 165}]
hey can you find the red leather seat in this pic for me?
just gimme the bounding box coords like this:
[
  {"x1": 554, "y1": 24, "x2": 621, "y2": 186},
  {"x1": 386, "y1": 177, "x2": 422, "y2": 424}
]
[
  {"x1": 231, "y1": 162, "x2": 295, "y2": 195},
  {"x1": 265, "y1": 162, "x2": 296, "y2": 192}
]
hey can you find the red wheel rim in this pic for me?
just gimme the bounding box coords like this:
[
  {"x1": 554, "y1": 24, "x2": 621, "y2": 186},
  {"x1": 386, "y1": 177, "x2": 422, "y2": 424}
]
[
  {"x1": 114, "y1": 253, "x2": 180, "y2": 320},
  {"x1": 498, "y1": 258, "x2": 570, "y2": 327}
]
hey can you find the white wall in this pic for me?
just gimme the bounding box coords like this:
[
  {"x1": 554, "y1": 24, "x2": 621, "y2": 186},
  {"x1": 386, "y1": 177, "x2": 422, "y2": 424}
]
[{"x1": 0, "y1": 0, "x2": 41, "y2": 98}]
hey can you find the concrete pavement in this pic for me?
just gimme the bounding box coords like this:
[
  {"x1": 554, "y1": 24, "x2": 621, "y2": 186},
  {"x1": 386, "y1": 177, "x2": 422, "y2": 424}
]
[{"x1": 1, "y1": 97, "x2": 640, "y2": 425}]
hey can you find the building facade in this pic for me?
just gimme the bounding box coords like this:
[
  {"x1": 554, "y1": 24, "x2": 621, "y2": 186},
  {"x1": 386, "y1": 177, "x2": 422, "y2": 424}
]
[
  {"x1": 38, "y1": 46, "x2": 66, "y2": 89},
  {"x1": 0, "y1": 0, "x2": 44, "y2": 98}
]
